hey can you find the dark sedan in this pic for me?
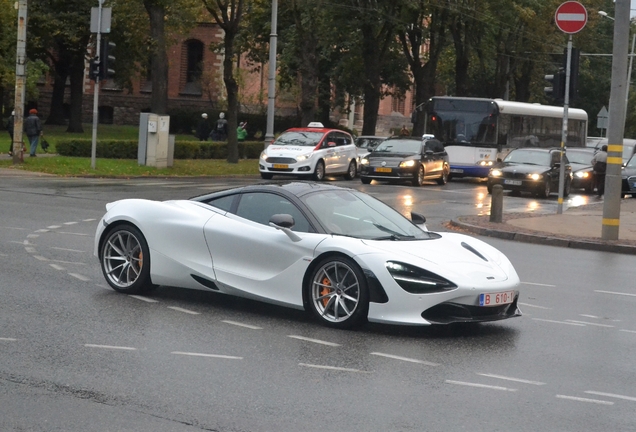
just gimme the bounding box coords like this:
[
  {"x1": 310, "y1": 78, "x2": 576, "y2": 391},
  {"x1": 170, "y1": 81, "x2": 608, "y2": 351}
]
[
  {"x1": 487, "y1": 148, "x2": 572, "y2": 198},
  {"x1": 622, "y1": 154, "x2": 636, "y2": 197},
  {"x1": 359, "y1": 136, "x2": 450, "y2": 186},
  {"x1": 566, "y1": 148, "x2": 596, "y2": 194}
]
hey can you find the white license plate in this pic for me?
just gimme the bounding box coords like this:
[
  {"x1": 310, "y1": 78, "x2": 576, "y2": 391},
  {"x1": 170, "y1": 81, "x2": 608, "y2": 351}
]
[
  {"x1": 479, "y1": 291, "x2": 515, "y2": 307},
  {"x1": 450, "y1": 168, "x2": 463, "y2": 173},
  {"x1": 504, "y1": 179, "x2": 522, "y2": 186}
]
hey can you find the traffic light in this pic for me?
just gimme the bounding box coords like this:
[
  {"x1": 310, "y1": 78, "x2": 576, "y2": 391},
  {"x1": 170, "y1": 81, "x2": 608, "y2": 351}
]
[
  {"x1": 544, "y1": 70, "x2": 565, "y2": 102},
  {"x1": 99, "y1": 39, "x2": 116, "y2": 79},
  {"x1": 565, "y1": 48, "x2": 580, "y2": 100},
  {"x1": 89, "y1": 58, "x2": 101, "y2": 81}
]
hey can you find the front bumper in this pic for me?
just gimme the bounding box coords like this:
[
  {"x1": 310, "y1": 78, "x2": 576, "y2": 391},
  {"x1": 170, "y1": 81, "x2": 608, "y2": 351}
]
[
  {"x1": 359, "y1": 165, "x2": 416, "y2": 181},
  {"x1": 259, "y1": 161, "x2": 315, "y2": 176},
  {"x1": 488, "y1": 177, "x2": 545, "y2": 194}
]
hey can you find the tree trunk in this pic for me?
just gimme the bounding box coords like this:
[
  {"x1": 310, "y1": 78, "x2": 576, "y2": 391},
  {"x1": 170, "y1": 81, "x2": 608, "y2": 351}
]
[
  {"x1": 144, "y1": 1, "x2": 168, "y2": 115},
  {"x1": 47, "y1": 58, "x2": 69, "y2": 125},
  {"x1": 360, "y1": 24, "x2": 381, "y2": 135},
  {"x1": 317, "y1": 73, "x2": 331, "y2": 126},
  {"x1": 66, "y1": 54, "x2": 85, "y2": 133}
]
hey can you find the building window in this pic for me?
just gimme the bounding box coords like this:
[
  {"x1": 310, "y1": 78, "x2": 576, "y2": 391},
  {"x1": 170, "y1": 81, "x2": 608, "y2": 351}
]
[
  {"x1": 392, "y1": 96, "x2": 406, "y2": 115},
  {"x1": 181, "y1": 39, "x2": 203, "y2": 96}
]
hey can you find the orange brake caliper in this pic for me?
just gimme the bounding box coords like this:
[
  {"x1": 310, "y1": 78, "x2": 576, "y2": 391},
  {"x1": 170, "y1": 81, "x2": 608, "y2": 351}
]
[{"x1": 320, "y1": 277, "x2": 331, "y2": 307}]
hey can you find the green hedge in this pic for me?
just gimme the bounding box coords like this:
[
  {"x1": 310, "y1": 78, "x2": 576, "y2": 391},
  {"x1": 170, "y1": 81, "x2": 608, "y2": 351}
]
[{"x1": 55, "y1": 139, "x2": 265, "y2": 159}]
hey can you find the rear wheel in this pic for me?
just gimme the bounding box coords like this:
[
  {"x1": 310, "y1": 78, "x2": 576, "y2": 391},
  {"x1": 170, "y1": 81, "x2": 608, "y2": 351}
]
[
  {"x1": 539, "y1": 179, "x2": 551, "y2": 198},
  {"x1": 412, "y1": 165, "x2": 424, "y2": 187},
  {"x1": 100, "y1": 224, "x2": 154, "y2": 294},
  {"x1": 436, "y1": 164, "x2": 450, "y2": 185},
  {"x1": 313, "y1": 160, "x2": 325, "y2": 181},
  {"x1": 307, "y1": 255, "x2": 368, "y2": 329},
  {"x1": 343, "y1": 160, "x2": 356, "y2": 180},
  {"x1": 260, "y1": 172, "x2": 273, "y2": 180}
]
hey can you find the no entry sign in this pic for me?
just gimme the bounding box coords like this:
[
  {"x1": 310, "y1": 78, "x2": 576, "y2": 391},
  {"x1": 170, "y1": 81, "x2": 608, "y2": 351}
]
[{"x1": 555, "y1": 1, "x2": 588, "y2": 34}]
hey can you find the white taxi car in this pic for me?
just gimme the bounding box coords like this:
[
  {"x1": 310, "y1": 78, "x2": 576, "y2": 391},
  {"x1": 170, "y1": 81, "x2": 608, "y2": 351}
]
[{"x1": 259, "y1": 122, "x2": 358, "y2": 180}]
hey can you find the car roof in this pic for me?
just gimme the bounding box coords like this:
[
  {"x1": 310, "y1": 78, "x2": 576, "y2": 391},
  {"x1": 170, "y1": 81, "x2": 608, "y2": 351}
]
[
  {"x1": 191, "y1": 181, "x2": 354, "y2": 202},
  {"x1": 284, "y1": 127, "x2": 350, "y2": 135}
]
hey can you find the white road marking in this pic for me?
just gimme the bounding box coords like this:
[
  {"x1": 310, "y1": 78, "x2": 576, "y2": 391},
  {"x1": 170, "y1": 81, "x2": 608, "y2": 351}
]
[
  {"x1": 51, "y1": 247, "x2": 84, "y2": 253},
  {"x1": 556, "y1": 395, "x2": 613, "y2": 405},
  {"x1": 24, "y1": 247, "x2": 36, "y2": 253},
  {"x1": 82, "y1": 219, "x2": 96, "y2": 222},
  {"x1": 26, "y1": 234, "x2": 39, "y2": 239},
  {"x1": 63, "y1": 221, "x2": 78, "y2": 225},
  {"x1": 0, "y1": 337, "x2": 17, "y2": 341},
  {"x1": 288, "y1": 335, "x2": 340, "y2": 346},
  {"x1": 58, "y1": 232, "x2": 89, "y2": 236},
  {"x1": 171, "y1": 351, "x2": 242, "y2": 360},
  {"x1": 2, "y1": 226, "x2": 27, "y2": 230},
  {"x1": 167, "y1": 306, "x2": 200, "y2": 315},
  {"x1": 35, "y1": 229, "x2": 49, "y2": 233},
  {"x1": 532, "y1": 318, "x2": 586, "y2": 326},
  {"x1": 477, "y1": 373, "x2": 545, "y2": 385},
  {"x1": 222, "y1": 320, "x2": 263, "y2": 330},
  {"x1": 129, "y1": 295, "x2": 159, "y2": 303},
  {"x1": 47, "y1": 225, "x2": 61, "y2": 229},
  {"x1": 518, "y1": 302, "x2": 551, "y2": 309},
  {"x1": 521, "y1": 282, "x2": 557, "y2": 287},
  {"x1": 370, "y1": 352, "x2": 439, "y2": 366},
  {"x1": 580, "y1": 314, "x2": 599, "y2": 319},
  {"x1": 585, "y1": 391, "x2": 636, "y2": 402},
  {"x1": 49, "y1": 264, "x2": 65, "y2": 271},
  {"x1": 595, "y1": 290, "x2": 636, "y2": 297},
  {"x1": 299, "y1": 363, "x2": 370, "y2": 373},
  {"x1": 445, "y1": 380, "x2": 517, "y2": 392},
  {"x1": 565, "y1": 320, "x2": 614, "y2": 328},
  {"x1": 619, "y1": 329, "x2": 636, "y2": 334},
  {"x1": 68, "y1": 273, "x2": 90, "y2": 281},
  {"x1": 85, "y1": 344, "x2": 136, "y2": 351},
  {"x1": 51, "y1": 259, "x2": 85, "y2": 265},
  {"x1": 33, "y1": 255, "x2": 48, "y2": 261}
]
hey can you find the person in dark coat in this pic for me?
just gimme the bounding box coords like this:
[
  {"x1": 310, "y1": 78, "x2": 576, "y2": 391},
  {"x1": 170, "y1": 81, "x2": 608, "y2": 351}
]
[
  {"x1": 212, "y1": 112, "x2": 228, "y2": 141},
  {"x1": 196, "y1": 113, "x2": 211, "y2": 141},
  {"x1": 6, "y1": 110, "x2": 14, "y2": 156},
  {"x1": 591, "y1": 145, "x2": 608, "y2": 196},
  {"x1": 24, "y1": 108, "x2": 42, "y2": 157}
]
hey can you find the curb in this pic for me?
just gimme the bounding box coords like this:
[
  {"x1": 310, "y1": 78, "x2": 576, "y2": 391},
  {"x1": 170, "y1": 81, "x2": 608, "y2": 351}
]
[{"x1": 448, "y1": 219, "x2": 636, "y2": 255}]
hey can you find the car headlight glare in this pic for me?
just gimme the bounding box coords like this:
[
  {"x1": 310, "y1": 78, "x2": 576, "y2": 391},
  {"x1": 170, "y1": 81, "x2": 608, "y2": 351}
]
[
  {"x1": 296, "y1": 154, "x2": 311, "y2": 162},
  {"x1": 399, "y1": 160, "x2": 416, "y2": 168},
  {"x1": 386, "y1": 261, "x2": 457, "y2": 294},
  {"x1": 575, "y1": 171, "x2": 589, "y2": 179},
  {"x1": 528, "y1": 173, "x2": 541, "y2": 181},
  {"x1": 478, "y1": 160, "x2": 494, "y2": 167},
  {"x1": 260, "y1": 152, "x2": 268, "y2": 161},
  {"x1": 360, "y1": 158, "x2": 369, "y2": 165},
  {"x1": 490, "y1": 169, "x2": 502, "y2": 177}
]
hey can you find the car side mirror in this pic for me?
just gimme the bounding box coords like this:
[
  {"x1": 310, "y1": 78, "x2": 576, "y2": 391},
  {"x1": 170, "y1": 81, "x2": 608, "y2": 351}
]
[
  {"x1": 411, "y1": 212, "x2": 426, "y2": 225},
  {"x1": 269, "y1": 214, "x2": 302, "y2": 242}
]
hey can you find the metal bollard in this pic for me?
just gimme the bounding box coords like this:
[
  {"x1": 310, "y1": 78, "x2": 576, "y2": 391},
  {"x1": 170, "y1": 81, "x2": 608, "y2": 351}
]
[{"x1": 490, "y1": 184, "x2": 503, "y2": 223}]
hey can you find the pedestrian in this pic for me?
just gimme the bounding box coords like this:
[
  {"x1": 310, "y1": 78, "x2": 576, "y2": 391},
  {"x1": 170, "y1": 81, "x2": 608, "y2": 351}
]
[
  {"x1": 6, "y1": 110, "x2": 14, "y2": 156},
  {"x1": 212, "y1": 112, "x2": 228, "y2": 141},
  {"x1": 237, "y1": 121, "x2": 248, "y2": 142},
  {"x1": 24, "y1": 108, "x2": 43, "y2": 157},
  {"x1": 400, "y1": 125, "x2": 410, "y2": 136},
  {"x1": 591, "y1": 144, "x2": 608, "y2": 196},
  {"x1": 196, "y1": 113, "x2": 211, "y2": 141}
]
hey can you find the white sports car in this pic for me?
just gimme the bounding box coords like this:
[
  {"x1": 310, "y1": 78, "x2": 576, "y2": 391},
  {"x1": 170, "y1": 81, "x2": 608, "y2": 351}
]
[{"x1": 95, "y1": 182, "x2": 521, "y2": 329}]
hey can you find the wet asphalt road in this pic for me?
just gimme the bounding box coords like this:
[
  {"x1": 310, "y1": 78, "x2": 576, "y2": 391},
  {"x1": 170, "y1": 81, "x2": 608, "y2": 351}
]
[{"x1": 1, "y1": 175, "x2": 635, "y2": 431}]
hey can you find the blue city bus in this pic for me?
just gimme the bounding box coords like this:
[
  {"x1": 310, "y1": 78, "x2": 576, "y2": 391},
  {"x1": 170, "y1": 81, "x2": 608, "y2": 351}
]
[{"x1": 424, "y1": 97, "x2": 588, "y2": 178}]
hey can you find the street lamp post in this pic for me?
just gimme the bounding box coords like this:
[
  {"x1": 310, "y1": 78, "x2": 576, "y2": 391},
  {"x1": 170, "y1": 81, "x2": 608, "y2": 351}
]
[{"x1": 264, "y1": 0, "x2": 278, "y2": 146}]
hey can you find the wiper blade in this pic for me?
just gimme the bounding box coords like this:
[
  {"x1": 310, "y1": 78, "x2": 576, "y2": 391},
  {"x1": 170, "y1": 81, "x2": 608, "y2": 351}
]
[{"x1": 372, "y1": 223, "x2": 413, "y2": 239}]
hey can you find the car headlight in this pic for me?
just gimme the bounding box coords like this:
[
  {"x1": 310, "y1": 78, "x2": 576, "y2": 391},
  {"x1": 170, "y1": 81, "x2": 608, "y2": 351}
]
[
  {"x1": 477, "y1": 160, "x2": 494, "y2": 167},
  {"x1": 386, "y1": 261, "x2": 457, "y2": 294},
  {"x1": 260, "y1": 151, "x2": 267, "y2": 161},
  {"x1": 575, "y1": 171, "x2": 590, "y2": 179},
  {"x1": 360, "y1": 158, "x2": 369, "y2": 165},
  {"x1": 296, "y1": 153, "x2": 311, "y2": 162},
  {"x1": 399, "y1": 160, "x2": 416, "y2": 168},
  {"x1": 490, "y1": 169, "x2": 502, "y2": 177},
  {"x1": 528, "y1": 173, "x2": 542, "y2": 181}
]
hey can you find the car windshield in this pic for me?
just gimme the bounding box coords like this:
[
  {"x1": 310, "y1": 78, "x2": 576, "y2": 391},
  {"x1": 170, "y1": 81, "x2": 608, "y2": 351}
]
[
  {"x1": 566, "y1": 151, "x2": 593, "y2": 165},
  {"x1": 504, "y1": 149, "x2": 550, "y2": 166},
  {"x1": 273, "y1": 131, "x2": 324, "y2": 147},
  {"x1": 302, "y1": 189, "x2": 434, "y2": 240},
  {"x1": 356, "y1": 137, "x2": 384, "y2": 149},
  {"x1": 626, "y1": 155, "x2": 636, "y2": 168},
  {"x1": 374, "y1": 139, "x2": 421, "y2": 154}
]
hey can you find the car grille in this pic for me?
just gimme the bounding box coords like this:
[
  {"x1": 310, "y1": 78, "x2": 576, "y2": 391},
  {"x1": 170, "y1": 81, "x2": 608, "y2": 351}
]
[
  {"x1": 266, "y1": 157, "x2": 297, "y2": 164},
  {"x1": 421, "y1": 296, "x2": 520, "y2": 324}
]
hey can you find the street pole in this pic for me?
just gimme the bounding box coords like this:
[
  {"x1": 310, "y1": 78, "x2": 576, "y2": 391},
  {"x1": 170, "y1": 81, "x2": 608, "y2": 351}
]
[
  {"x1": 603, "y1": 0, "x2": 630, "y2": 240},
  {"x1": 557, "y1": 35, "x2": 572, "y2": 215},
  {"x1": 12, "y1": 0, "x2": 27, "y2": 165},
  {"x1": 90, "y1": 0, "x2": 104, "y2": 170},
  {"x1": 264, "y1": 0, "x2": 278, "y2": 147}
]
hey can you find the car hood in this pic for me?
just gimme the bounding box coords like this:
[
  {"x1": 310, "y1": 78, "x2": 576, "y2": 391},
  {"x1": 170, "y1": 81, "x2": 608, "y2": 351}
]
[
  {"x1": 360, "y1": 233, "x2": 510, "y2": 282},
  {"x1": 266, "y1": 145, "x2": 316, "y2": 155},
  {"x1": 500, "y1": 163, "x2": 550, "y2": 174},
  {"x1": 570, "y1": 162, "x2": 592, "y2": 173},
  {"x1": 622, "y1": 166, "x2": 636, "y2": 178},
  {"x1": 367, "y1": 153, "x2": 418, "y2": 166}
]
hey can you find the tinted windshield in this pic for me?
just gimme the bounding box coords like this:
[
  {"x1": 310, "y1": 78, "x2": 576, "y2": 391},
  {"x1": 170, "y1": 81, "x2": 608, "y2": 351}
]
[
  {"x1": 425, "y1": 99, "x2": 498, "y2": 145},
  {"x1": 626, "y1": 155, "x2": 636, "y2": 168},
  {"x1": 356, "y1": 137, "x2": 385, "y2": 149},
  {"x1": 566, "y1": 151, "x2": 593, "y2": 165},
  {"x1": 504, "y1": 150, "x2": 550, "y2": 166},
  {"x1": 302, "y1": 190, "x2": 434, "y2": 240},
  {"x1": 273, "y1": 131, "x2": 324, "y2": 147},
  {"x1": 374, "y1": 139, "x2": 421, "y2": 154}
]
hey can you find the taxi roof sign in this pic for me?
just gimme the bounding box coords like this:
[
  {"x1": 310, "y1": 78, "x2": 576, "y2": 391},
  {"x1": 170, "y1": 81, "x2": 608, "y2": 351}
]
[{"x1": 307, "y1": 122, "x2": 324, "y2": 128}]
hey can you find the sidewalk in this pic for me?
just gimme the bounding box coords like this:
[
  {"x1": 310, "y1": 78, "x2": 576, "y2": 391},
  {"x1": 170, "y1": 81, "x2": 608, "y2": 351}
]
[{"x1": 448, "y1": 198, "x2": 636, "y2": 255}]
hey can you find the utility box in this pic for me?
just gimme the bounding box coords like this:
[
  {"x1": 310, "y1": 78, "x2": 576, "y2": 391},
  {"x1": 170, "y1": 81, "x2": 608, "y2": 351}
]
[{"x1": 138, "y1": 113, "x2": 172, "y2": 168}]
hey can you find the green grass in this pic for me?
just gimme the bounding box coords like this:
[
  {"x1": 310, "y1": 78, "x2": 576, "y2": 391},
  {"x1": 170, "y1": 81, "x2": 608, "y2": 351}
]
[{"x1": 1, "y1": 123, "x2": 260, "y2": 177}]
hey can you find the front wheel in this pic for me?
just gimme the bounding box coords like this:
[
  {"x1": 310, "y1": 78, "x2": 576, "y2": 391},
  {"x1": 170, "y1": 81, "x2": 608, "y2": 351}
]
[
  {"x1": 100, "y1": 224, "x2": 154, "y2": 294},
  {"x1": 563, "y1": 178, "x2": 571, "y2": 197},
  {"x1": 307, "y1": 256, "x2": 369, "y2": 329},
  {"x1": 436, "y1": 164, "x2": 450, "y2": 185},
  {"x1": 539, "y1": 179, "x2": 551, "y2": 198},
  {"x1": 412, "y1": 165, "x2": 424, "y2": 187},
  {"x1": 313, "y1": 160, "x2": 326, "y2": 181},
  {"x1": 343, "y1": 160, "x2": 356, "y2": 180},
  {"x1": 360, "y1": 177, "x2": 372, "y2": 185}
]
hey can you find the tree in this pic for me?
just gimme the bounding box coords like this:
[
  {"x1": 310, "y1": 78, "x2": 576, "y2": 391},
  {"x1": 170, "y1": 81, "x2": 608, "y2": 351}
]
[{"x1": 201, "y1": 0, "x2": 245, "y2": 164}]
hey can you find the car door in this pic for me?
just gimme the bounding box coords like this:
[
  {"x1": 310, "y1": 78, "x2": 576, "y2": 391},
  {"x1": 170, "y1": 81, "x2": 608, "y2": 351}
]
[
  {"x1": 338, "y1": 132, "x2": 356, "y2": 171},
  {"x1": 321, "y1": 132, "x2": 340, "y2": 174},
  {"x1": 422, "y1": 140, "x2": 442, "y2": 177},
  {"x1": 203, "y1": 192, "x2": 325, "y2": 307}
]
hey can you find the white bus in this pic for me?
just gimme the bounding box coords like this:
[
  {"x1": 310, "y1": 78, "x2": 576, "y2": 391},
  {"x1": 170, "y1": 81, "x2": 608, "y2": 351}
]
[{"x1": 424, "y1": 97, "x2": 588, "y2": 178}]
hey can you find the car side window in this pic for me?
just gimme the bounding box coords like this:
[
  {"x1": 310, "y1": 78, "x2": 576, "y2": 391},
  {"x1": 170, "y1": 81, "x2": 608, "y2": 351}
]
[
  {"x1": 205, "y1": 194, "x2": 236, "y2": 212},
  {"x1": 338, "y1": 133, "x2": 352, "y2": 146},
  {"x1": 323, "y1": 133, "x2": 337, "y2": 148},
  {"x1": 235, "y1": 192, "x2": 311, "y2": 233}
]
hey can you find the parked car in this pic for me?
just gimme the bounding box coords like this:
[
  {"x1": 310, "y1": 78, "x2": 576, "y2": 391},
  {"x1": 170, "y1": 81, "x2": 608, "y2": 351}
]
[
  {"x1": 487, "y1": 148, "x2": 572, "y2": 198},
  {"x1": 95, "y1": 182, "x2": 521, "y2": 329},
  {"x1": 259, "y1": 122, "x2": 357, "y2": 181},
  {"x1": 566, "y1": 147, "x2": 596, "y2": 194},
  {"x1": 622, "y1": 153, "x2": 636, "y2": 197},
  {"x1": 588, "y1": 137, "x2": 636, "y2": 165},
  {"x1": 354, "y1": 135, "x2": 386, "y2": 161},
  {"x1": 359, "y1": 136, "x2": 450, "y2": 186}
]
